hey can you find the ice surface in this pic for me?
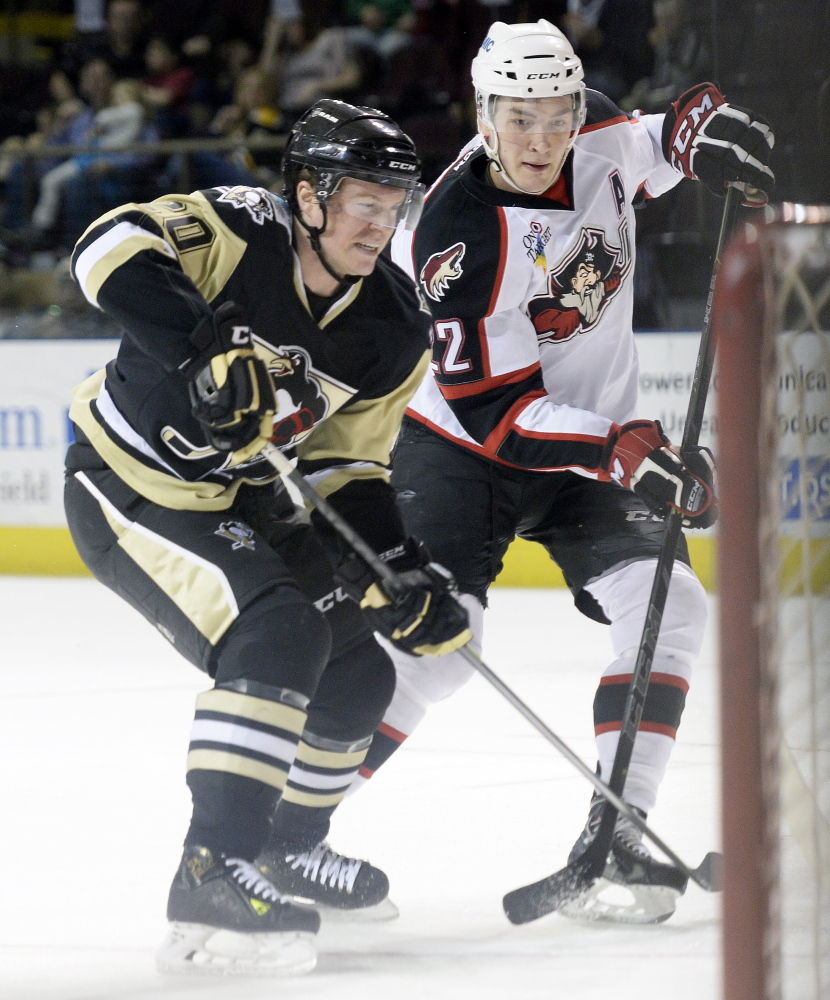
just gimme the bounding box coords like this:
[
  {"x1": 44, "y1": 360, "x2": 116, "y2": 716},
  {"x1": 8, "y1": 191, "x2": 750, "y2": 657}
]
[{"x1": 0, "y1": 579, "x2": 721, "y2": 1000}]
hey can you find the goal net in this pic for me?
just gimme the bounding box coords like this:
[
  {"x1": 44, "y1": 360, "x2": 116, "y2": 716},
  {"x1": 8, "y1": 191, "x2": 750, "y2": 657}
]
[{"x1": 716, "y1": 208, "x2": 830, "y2": 1000}]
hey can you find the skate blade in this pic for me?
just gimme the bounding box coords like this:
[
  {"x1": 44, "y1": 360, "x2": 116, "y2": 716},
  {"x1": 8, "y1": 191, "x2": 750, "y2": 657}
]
[
  {"x1": 316, "y1": 895, "x2": 399, "y2": 923},
  {"x1": 156, "y1": 922, "x2": 317, "y2": 976},
  {"x1": 557, "y1": 877, "x2": 679, "y2": 925}
]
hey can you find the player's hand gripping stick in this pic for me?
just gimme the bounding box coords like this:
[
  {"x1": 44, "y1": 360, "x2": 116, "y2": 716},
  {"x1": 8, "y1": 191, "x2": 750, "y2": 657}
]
[
  {"x1": 187, "y1": 301, "x2": 276, "y2": 461},
  {"x1": 336, "y1": 538, "x2": 472, "y2": 657},
  {"x1": 602, "y1": 419, "x2": 717, "y2": 528}
]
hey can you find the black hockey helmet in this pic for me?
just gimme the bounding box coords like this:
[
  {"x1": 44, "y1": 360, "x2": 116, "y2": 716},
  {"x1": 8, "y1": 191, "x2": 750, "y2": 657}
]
[{"x1": 283, "y1": 99, "x2": 424, "y2": 235}]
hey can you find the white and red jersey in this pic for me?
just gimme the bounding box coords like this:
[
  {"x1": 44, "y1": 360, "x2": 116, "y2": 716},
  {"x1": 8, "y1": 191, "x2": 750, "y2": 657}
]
[{"x1": 391, "y1": 90, "x2": 683, "y2": 478}]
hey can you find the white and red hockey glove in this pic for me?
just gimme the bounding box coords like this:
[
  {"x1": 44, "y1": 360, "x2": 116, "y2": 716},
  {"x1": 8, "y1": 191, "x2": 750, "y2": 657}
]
[
  {"x1": 662, "y1": 82, "x2": 774, "y2": 205},
  {"x1": 602, "y1": 419, "x2": 717, "y2": 528}
]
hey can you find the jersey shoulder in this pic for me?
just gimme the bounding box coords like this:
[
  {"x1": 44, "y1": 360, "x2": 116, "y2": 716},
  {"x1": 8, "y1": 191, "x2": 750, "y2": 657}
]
[
  {"x1": 198, "y1": 185, "x2": 293, "y2": 244},
  {"x1": 582, "y1": 89, "x2": 630, "y2": 130}
]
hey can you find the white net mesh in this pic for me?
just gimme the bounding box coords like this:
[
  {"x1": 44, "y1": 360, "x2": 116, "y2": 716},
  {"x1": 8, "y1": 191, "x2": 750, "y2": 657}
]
[{"x1": 764, "y1": 223, "x2": 830, "y2": 999}]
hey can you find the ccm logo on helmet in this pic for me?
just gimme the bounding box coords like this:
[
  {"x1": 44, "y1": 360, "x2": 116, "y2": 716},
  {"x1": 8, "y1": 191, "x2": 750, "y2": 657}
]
[
  {"x1": 527, "y1": 72, "x2": 561, "y2": 80},
  {"x1": 389, "y1": 161, "x2": 417, "y2": 170},
  {"x1": 481, "y1": 35, "x2": 495, "y2": 51}
]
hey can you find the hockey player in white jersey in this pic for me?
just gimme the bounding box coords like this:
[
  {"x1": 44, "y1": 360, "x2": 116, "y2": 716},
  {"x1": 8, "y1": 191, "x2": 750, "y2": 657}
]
[{"x1": 355, "y1": 19, "x2": 774, "y2": 923}]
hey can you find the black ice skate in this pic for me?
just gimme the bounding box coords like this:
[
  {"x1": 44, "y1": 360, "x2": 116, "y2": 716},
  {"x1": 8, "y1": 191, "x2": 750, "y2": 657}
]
[
  {"x1": 157, "y1": 845, "x2": 320, "y2": 975},
  {"x1": 256, "y1": 840, "x2": 398, "y2": 921},
  {"x1": 558, "y1": 794, "x2": 688, "y2": 924}
]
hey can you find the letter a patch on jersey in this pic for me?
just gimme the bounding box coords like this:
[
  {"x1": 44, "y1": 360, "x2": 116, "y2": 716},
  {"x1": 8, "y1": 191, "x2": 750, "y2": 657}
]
[{"x1": 420, "y1": 242, "x2": 465, "y2": 301}]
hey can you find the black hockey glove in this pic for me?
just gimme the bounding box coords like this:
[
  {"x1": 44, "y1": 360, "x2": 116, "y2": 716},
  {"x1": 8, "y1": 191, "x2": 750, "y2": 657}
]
[
  {"x1": 601, "y1": 419, "x2": 717, "y2": 528},
  {"x1": 337, "y1": 539, "x2": 472, "y2": 657},
  {"x1": 187, "y1": 301, "x2": 276, "y2": 461},
  {"x1": 662, "y1": 82, "x2": 774, "y2": 205}
]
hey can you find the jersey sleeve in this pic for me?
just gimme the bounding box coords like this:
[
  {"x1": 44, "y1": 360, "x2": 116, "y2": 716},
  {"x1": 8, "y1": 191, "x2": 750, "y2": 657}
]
[
  {"x1": 579, "y1": 91, "x2": 683, "y2": 201},
  {"x1": 70, "y1": 190, "x2": 255, "y2": 371},
  {"x1": 413, "y1": 195, "x2": 613, "y2": 477}
]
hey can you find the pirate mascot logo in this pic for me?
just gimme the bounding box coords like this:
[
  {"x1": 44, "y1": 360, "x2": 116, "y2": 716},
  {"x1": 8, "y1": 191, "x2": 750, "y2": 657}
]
[
  {"x1": 529, "y1": 226, "x2": 630, "y2": 344},
  {"x1": 266, "y1": 346, "x2": 329, "y2": 446}
]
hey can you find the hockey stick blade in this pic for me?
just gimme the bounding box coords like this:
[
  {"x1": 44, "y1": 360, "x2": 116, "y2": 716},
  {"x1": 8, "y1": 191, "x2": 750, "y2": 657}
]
[
  {"x1": 694, "y1": 850, "x2": 723, "y2": 892},
  {"x1": 503, "y1": 847, "x2": 723, "y2": 925},
  {"x1": 503, "y1": 857, "x2": 595, "y2": 925}
]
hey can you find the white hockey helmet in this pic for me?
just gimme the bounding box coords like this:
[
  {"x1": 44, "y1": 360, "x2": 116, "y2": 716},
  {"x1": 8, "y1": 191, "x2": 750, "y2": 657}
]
[{"x1": 472, "y1": 20, "x2": 587, "y2": 190}]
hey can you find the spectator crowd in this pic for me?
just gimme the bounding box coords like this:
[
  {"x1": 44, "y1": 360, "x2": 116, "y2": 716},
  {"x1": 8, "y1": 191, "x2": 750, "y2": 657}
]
[{"x1": 0, "y1": 0, "x2": 712, "y2": 335}]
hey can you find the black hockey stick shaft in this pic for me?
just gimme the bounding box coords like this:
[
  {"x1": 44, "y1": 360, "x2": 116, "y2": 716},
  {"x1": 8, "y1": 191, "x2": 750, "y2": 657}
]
[
  {"x1": 584, "y1": 185, "x2": 742, "y2": 881},
  {"x1": 260, "y1": 443, "x2": 408, "y2": 601},
  {"x1": 259, "y1": 441, "x2": 718, "y2": 892}
]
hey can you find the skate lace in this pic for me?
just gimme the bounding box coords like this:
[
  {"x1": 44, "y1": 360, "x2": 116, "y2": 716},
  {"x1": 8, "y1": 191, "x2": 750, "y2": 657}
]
[
  {"x1": 225, "y1": 857, "x2": 283, "y2": 901},
  {"x1": 285, "y1": 841, "x2": 363, "y2": 892},
  {"x1": 614, "y1": 811, "x2": 650, "y2": 860},
  {"x1": 575, "y1": 799, "x2": 650, "y2": 860}
]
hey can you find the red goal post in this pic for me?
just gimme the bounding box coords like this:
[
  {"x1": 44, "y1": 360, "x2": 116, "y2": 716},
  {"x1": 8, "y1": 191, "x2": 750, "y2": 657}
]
[{"x1": 716, "y1": 206, "x2": 830, "y2": 1000}]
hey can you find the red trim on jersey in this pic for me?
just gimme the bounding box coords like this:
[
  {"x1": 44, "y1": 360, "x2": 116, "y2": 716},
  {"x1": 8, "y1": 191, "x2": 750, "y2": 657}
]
[
  {"x1": 598, "y1": 671, "x2": 690, "y2": 694},
  {"x1": 423, "y1": 147, "x2": 471, "y2": 204},
  {"x1": 377, "y1": 721, "x2": 408, "y2": 743},
  {"x1": 509, "y1": 424, "x2": 607, "y2": 445},
  {"x1": 404, "y1": 409, "x2": 606, "y2": 476},
  {"x1": 635, "y1": 180, "x2": 654, "y2": 201},
  {"x1": 579, "y1": 115, "x2": 632, "y2": 134},
  {"x1": 594, "y1": 720, "x2": 678, "y2": 738},
  {"x1": 540, "y1": 171, "x2": 571, "y2": 206},
  {"x1": 483, "y1": 386, "x2": 547, "y2": 452},
  {"x1": 476, "y1": 206, "x2": 508, "y2": 378},
  {"x1": 438, "y1": 361, "x2": 541, "y2": 399},
  {"x1": 358, "y1": 765, "x2": 374, "y2": 778}
]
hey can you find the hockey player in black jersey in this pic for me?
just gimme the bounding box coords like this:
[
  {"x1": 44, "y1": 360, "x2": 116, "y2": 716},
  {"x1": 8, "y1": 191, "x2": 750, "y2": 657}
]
[
  {"x1": 355, "y1": 19, "x2": 775, "y2": 924},
  {"x1": 63, "y1": 99, "x2": 470, "y2": 974}
]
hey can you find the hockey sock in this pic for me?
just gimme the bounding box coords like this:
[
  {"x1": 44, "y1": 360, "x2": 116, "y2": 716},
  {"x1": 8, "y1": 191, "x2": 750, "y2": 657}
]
[
  {"x1": 185, "y1": 680, "x2": 308, "y2": 858},
  {"x1": 270, "y1": 730, "x2": 372, "y2": 854},
  {"x1": 356, "y1": 721, "x2": 409, "y2": 781},
  {"x1": 593, "y1": 655, "x2": 689, "y2": 813}
]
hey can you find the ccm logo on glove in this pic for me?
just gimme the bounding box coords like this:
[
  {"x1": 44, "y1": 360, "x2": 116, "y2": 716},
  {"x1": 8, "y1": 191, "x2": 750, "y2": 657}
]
[{"x1": 662, "y1": 82, "x2": 774, "y2": 205}]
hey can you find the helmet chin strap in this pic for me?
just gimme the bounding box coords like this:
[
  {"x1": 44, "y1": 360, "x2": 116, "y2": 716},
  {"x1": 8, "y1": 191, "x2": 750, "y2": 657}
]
[{"x1": 295, "y1": 202, "x2": 360, "y2": 287}]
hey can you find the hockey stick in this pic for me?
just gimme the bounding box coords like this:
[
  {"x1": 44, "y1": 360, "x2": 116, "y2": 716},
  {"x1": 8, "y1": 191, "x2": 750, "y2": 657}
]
[
  {"x1": 258, "y1": 441, "x2": 721, "y2": 895},
  {"x1": 502, "y1": 184, "x2": 743, "y2": 925}
]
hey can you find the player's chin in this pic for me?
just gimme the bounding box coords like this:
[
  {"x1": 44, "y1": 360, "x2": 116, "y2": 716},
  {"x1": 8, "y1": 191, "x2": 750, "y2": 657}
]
[
  {"x1": 517, "y1": 163, "x2": 558, "y2": 194},
  {"x1": 347, "y1": 242, "x2": 383, "y2": 272}
]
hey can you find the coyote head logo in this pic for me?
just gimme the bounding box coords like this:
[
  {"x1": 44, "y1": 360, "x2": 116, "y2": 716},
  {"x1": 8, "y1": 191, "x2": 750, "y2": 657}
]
[{"x1": 420, "y1": 242, "x2": 466, "y2": 301}]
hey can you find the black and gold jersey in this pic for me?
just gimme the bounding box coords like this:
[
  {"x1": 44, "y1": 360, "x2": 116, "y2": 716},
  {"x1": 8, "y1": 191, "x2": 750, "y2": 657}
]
[{"x1": 69, "y1": 185, "x2": 431, "y2": 525}]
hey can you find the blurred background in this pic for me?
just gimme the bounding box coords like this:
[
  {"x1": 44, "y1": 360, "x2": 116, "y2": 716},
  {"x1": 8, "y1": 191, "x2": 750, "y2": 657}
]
[{"x1": 0, "y1": 0, "x2": 825, "y2": 336}]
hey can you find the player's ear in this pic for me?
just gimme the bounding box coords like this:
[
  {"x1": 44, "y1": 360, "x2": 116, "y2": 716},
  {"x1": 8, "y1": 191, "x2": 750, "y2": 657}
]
[
  {"x1": 296, "y1": 180, "x2": 324, "y2": 230},
  {"x1": 477, "y1": 117, "x2": 492, "y2": 143}
]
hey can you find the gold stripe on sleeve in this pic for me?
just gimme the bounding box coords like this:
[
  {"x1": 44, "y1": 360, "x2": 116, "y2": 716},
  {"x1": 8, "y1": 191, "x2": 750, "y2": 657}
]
[
  {"x1": 81, "y1": 225, "x2": 176, "y2": 308},
  {"x1": 186, "y1": 748, "x2": 289, "y2": 790}
]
